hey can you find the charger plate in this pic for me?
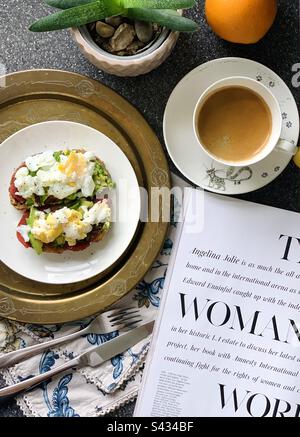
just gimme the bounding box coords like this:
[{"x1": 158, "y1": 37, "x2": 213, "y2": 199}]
[{"x1": 0, "y1": 69, "x2": 170, "y2": 324}]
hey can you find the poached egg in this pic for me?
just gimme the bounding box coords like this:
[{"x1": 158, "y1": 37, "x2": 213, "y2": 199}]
[
  {"x1": 14, "y1": 150, "x2": 96, "y2": 200},
  {"x1": 17, "y1": 200, "x2": 111, "y2": 247}
]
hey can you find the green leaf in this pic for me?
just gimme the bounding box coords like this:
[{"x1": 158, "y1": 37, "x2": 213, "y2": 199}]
[
  {"x1": 45, "y1": 0, "x2": 196, "y2": 10},
  {"x1": 127, "y1": 8, "x2": 198, "y2": 31},
  {"x1": 30, "y1": 0, "x2": 124, "y2": 32},
  {"x1": 45, "y1": 0, "x2": 97, "y2": 9},
  {"x1": 123, "y1": 0, "x2": 195, "y2": 9}
]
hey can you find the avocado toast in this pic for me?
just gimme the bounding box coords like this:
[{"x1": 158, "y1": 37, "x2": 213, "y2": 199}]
[
  {"x1": 16, "y1": 199, "x2": 112, "y2": 254},
  {"x1": 9, "y1": 149, "x2": 114, "y2": 210}
]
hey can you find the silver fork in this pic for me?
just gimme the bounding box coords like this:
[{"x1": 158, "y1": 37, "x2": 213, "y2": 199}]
[{"x1": 0, "y1": 306, "x2": 142, "y2": 369}]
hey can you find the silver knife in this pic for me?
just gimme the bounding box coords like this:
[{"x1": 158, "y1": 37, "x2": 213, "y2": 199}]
[{"x1": 0, "y1": 320, "x2": 154, "y2": 398}]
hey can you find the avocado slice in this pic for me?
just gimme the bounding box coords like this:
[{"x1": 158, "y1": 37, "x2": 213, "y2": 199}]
[
  {"x1": 26, "y1": 207, "x2": 43, "y2": 255},
  {"x1": 27, "y1": 206, "x2": 37, "y2": 227},
  {"x1": 28, "y1": 233, "x2": 43, "y2": 255},
  {"x1": 54, "y1": 235, "x2": 65, "y2": 247},
  {"x1": 81, "y1": 199, "x2": 93, "y2": 208}
]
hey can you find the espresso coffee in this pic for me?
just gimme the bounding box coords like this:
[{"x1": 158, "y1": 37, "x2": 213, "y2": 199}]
[{"x1": 197, "y1": 86, "x2": 272, "y2": 163}]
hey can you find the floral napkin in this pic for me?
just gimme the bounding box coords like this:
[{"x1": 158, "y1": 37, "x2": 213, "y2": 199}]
[{"x1": 0, "y1": 174, "x2": 185, "y2": 417}]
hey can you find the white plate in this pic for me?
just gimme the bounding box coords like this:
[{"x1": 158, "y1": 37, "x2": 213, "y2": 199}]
[
  {"x1": 0, "y1": 121, "x2": 141, "y2": 284},
  {"x1": 164, "y1": 57, "x2": 299, "y2": 194}
]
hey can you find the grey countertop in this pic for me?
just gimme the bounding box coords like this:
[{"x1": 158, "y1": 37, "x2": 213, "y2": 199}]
[{"x1": 0, "y1": 0, "x2": 299, "y2": 417}]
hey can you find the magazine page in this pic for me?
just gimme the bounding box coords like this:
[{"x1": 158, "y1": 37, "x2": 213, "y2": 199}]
[{"x1": 135, "y1": 191, "x2": 300, "y2": 417}]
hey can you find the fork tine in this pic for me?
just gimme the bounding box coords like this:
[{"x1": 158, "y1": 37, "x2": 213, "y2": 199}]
[
  {"x1": 110, "y1": 316, "x2": 142, "y2": 328},
  {"x1": 111, "y1": 313, "x2": 142, "y2": 324},
  {"x1": 110, "y1": 312, "x2": 141, "y2": 324},
  {"x1": 97, "y1": 306, "x2": 142, "y2": 332},
  {"x1": 113, "y1": 319, "x2": 144, "y2": 331}
]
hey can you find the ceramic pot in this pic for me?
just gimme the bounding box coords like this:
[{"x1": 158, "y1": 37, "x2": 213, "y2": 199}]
[{"x1": 71, "y1": 24, "x2": 179, "y2": 77}]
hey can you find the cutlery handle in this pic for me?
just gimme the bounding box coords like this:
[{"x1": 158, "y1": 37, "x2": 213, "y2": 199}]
[
  {"x1": 0, "y1": 329, "x2": 85, "y2": 369},
  {"x1": 0, "y1": 357, "x2": 80, "y2": 398}
]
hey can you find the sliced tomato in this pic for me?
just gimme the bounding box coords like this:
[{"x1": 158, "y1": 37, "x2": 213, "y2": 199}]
[
  {"x1": 9, "y1": 165, "x2": 26, "y2": 203},
  {"x1": 9, "y1": 178, "x2": 24, "y2": 203},
  {"x1": 16, "y1": 212, "x2": 30, "y2": 248}
]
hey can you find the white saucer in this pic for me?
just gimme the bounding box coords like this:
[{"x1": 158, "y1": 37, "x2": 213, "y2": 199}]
[
  {"x1": 0, "y1": 121, "x2": 141, "y2": 284},
  {"x1": 163, "y1": 57, "x2": 299, "y2": 194}
]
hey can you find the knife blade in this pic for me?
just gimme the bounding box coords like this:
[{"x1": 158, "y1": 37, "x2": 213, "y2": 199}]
[
  {"x1": 0, "y1": 320, "x2": 154, "y2": 399},
  {"x1": 79, "y1": 320, "x2": 155, "y2": 367}
]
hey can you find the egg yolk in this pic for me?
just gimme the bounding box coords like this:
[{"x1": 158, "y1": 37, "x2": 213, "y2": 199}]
[
  {"x1": 32, "y1": 217, "x2": 63, "y2": 244},
  {"x1": 66, "y1": 210, "x2": 82, "y2": 222},
  {"x1": 32, "y1": 210, "x2": 85, "y2": 245},
  {"x1": 63, "y1": 210, "x2": 90, "y2": 246},
  {"x1": 58, "y1": 151, "x2": 87, "y2": 177}
]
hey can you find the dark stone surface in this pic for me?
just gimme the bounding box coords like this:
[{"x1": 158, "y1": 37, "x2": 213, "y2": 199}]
[{"x1": 0, "y1": 0, "x2": 299, "y2": 417}]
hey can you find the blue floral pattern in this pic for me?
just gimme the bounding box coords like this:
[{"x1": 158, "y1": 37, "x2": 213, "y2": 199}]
[
  {"x1": 86, "y1": 330, "x2": 119, "y2": 346},
  {"x1": 39, "y1": 350, "x2": 59, "y2": 374},
  {"x1": 47, "y1": 374, "x2": 79, "y2": 417},
  {"x1": 111, "y1": 354, "x2": 124, "y2": 379},
  {"x1": 134, "y1": 276, "x2": 165, "y2": 308},
  {"x1": 39, "y1": 351, "x2": 79, "y2": 417}
]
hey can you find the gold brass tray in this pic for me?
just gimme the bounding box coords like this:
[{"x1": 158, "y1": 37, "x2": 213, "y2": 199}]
[{"x1": 0, "y1": 70, "x2": 170, "y2": 324}]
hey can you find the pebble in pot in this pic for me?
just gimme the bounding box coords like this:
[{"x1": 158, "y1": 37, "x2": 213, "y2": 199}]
[
  {"x1": 125, "y1": 40, "x2": 146, "y2": 55},
  {"x1": 109, "y1": 23, "x2": 136, "y2": 52},
  {"x1": 96, "y1": 21, "x2": 115, "y2": 38},
  {"x1": 88, "y1": 17, "x2": 162, "y2": 56},
  {"x1": 134, "y1": 21, "x2": 154, "y2": 44},
  {"x1": 105, "y1": 16, "x2": 123, "y2": 28}
]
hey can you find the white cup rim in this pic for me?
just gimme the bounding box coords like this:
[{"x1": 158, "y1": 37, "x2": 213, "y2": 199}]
[{"x1": 193, "y1": 76, "x2": 282, "y2": 167}]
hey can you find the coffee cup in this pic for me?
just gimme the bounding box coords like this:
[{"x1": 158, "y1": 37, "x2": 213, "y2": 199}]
[{"x1": 193, "y1": 76, "x2": 297, "y2": 167}]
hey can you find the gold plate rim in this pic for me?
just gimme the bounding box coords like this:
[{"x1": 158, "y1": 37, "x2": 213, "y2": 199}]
[{"x1": 0, "y1": 69, "x2": 170, "y2": 324}]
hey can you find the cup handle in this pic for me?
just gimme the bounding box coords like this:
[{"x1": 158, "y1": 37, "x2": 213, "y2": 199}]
[{"x1": 275, "y1": 139, "x2": 298, "y2": 155}]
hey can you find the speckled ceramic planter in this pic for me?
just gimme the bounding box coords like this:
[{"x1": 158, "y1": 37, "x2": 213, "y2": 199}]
[{"x1": 71, "y1": 25, "x2": 179, "y2": 77}]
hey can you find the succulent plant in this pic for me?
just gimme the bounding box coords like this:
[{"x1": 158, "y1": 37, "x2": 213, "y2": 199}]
[{"x1": 29, "y1": 0, "x2": 198, "y2": 32}]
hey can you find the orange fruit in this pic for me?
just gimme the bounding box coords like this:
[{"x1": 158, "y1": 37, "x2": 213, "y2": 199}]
[
  {"x1": 293, "y1": 149, "x2": 300, "y2": 168},
  {"x1": 205, "y1": 0, "x2": 278, "y2": 44}
]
